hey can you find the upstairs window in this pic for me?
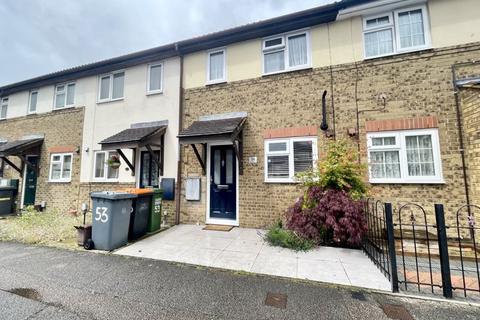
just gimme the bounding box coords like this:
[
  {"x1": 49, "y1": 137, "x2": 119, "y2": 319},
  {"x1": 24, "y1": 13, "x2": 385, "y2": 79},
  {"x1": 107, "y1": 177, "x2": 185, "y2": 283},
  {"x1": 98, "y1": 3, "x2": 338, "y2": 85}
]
[
  {"x1": 367, "y1": 129, "x2": 443, "y2": 184},
  {"x1": 263, "y1": 30, "x2": 310, "y2": 75},
  {"x1": 0, "y1": 97, "x2": 8, "y2": 120},
  {"x1": 207, "y1": 49, "x2": 226, "y2": 84},
  {"x1": 49, "y1": 153, "x2": 73, "y2": 182},
  {"x1": 54, "y1": 83, "x2": 75, "y2": 109},
  {"x1": 98, "y1": 71, "x2": 125, "y2": 102},
  {"x1": 264, "y1": 137, "x2": 317, "y2": 183},
  {"x1": 147, "y1": 63, "x2": 163, "y2": 94},
  {"x1": 363, "y1": 5, "x2": 430, "y2": 59},
  {"x1": 28, "y1": 90, "x2": 38, "y2": 114}
]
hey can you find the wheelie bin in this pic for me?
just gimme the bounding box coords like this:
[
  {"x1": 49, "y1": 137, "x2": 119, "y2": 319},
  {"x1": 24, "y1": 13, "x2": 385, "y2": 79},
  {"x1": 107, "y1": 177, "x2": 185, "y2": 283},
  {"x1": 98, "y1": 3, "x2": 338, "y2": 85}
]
[
  {"x1": 147, "y1": 188, "x2": 163, "y2": 233},
  {"x1": 119, "y1": 188, "x2": 153, "y2": 240}
]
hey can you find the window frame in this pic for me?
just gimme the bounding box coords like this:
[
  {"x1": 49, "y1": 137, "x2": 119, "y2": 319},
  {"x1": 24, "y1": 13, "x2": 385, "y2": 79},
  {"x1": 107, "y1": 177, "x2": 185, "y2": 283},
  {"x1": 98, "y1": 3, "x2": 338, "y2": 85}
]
[
  {"x1": 262, "y1": 29, "x2": 311, "y2": 76},
  {"x1": 48, "y1": 153, "x2": 73, "y2": 183},
  {"x1": 0, "y1": 97, "x2": 8, "y2": 120},
  {"x1": 206, "y1": 48, "x2": 227, "y2": 85},
  {"x1": 264, "y1": 136, "x2": 317, "y2": 183},
  {"x1": 146, "y1": 62, "x2": 164, "y2": 95},
  {"x1": 97, "y1": 70, "x2": 125, "y2": 103},
  {"x1": 53, "y1": 82, "x2": 75, "y2": 110},
  {"x1": 362, "y1": 5, "x2": 431, "y2": 59},
  {"x1": 92, "y1": 150, "x2": 120, "y2": 181},
  {"x1": 367, "y1": 129, "x2": 443, "y2": 184},
  {"x1": 28, "y1": 90, "x2": 38, "y2": 114}
]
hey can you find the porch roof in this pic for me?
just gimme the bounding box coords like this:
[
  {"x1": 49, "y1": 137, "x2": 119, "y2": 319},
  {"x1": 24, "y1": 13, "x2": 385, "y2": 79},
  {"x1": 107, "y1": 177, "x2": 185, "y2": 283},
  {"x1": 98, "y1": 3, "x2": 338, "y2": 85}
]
[
  {"x1": 178, "y1": 117, "x2": 246, "y2": 144},
  {"x1": 0, "y1": 138, "x2": 43, "y2": 157},
  {"x1": 99, "y1": 124, "x2": 167, "y2": 150}
]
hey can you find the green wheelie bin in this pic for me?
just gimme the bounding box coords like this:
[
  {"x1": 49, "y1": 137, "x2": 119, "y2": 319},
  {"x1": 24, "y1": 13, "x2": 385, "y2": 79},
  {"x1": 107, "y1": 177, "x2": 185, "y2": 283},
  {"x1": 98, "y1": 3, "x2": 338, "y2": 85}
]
[{"x1": 147, "y1": 188, "x2": 163, "y2": 232}]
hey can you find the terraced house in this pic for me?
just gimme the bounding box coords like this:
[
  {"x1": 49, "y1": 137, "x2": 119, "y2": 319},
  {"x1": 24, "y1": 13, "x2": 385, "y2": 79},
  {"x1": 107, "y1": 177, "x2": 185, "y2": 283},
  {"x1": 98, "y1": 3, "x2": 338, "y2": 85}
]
[{"x1": 0, "y1": 0, "x2": 479, "y2": 228}]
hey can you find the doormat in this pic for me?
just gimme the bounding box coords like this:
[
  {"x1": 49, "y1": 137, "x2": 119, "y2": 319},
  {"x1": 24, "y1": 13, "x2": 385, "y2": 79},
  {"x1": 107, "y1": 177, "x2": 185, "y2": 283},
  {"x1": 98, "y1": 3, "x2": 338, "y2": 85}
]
[{"x1": 203, "y1": 225, "x2": 234, "y2": 232}]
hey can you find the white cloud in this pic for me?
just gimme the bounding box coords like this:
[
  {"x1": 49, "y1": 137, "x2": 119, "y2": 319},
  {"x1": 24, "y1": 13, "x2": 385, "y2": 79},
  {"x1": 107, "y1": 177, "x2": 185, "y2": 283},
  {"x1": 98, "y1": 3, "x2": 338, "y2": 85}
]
[{"x1": 0, "y1": 0, "x2": 335, "y2": 86}]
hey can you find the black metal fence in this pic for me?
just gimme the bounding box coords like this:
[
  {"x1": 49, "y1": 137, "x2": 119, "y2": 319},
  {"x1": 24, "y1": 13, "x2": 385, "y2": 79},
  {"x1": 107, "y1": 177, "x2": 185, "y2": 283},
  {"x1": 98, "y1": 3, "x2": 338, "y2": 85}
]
[{"x1": 363, "y1": 200, "x2": 480, "y2": 299}]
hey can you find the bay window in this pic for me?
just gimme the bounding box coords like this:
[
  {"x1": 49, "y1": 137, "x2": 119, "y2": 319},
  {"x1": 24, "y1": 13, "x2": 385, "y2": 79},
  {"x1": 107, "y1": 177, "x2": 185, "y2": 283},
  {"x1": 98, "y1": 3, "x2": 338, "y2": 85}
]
[
  {"x1": 367, "y1": 129, "x2": 443, "y2": 183},
  {"x1": 265, "y1": 137, "x2": 317, "y2": 183},
  {"x1": 49, "y1": 153, "x2": 73, "y2": 182},
  {"x1": 263, "y1": 30, "x2": 310, "y2": 75},
  {"x1": 363, "y1": 5, "x2": 430, "y2": 59}
]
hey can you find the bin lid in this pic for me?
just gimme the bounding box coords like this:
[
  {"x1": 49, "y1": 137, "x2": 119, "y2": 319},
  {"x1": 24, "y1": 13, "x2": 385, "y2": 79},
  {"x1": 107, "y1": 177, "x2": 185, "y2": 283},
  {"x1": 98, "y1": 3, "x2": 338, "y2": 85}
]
[
  {"x1": 118, "y1": 188, "x2": 153, "y2": 195},
  {"x1": 0, "y1": 186, "x2": 17, "y2": 191},
  {"x1": 90, "y1": 191, "x2": 137, "y2": 200}
]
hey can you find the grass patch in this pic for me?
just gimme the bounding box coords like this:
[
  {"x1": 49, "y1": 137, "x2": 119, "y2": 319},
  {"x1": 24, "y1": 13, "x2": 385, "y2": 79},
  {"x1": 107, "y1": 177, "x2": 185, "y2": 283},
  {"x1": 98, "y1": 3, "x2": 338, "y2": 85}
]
[
  {"x1": 265, "y1": 221, "x2": 315, "y2": 252},
  {"x1": 0, "y1": 207, "x2": 89, "y2": 250}
]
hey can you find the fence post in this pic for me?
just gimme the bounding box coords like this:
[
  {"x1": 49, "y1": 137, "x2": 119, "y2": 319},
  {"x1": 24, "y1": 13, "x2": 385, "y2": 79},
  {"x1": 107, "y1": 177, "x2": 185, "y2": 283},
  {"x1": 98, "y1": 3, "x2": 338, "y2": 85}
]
[
  {"x1": 385, "y1": 203, "x2": 399, "y2": 293},
  {"x1": 434, "y1": 204, "x2": 453, "y2": 298}
]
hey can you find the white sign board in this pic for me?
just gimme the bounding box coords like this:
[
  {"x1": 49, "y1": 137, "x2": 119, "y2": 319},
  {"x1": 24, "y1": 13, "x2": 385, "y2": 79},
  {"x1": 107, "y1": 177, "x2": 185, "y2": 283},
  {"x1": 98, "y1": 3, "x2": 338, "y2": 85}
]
[{"x1": 185, "y1": 177, "x2": 201, "y2": 201}]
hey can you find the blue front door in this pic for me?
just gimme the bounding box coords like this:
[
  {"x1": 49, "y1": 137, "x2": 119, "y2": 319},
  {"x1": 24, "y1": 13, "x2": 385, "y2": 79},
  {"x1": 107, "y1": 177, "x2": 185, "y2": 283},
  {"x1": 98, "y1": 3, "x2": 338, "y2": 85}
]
[{"x1": 210, "y1": 145, "x2": 236, "y2": 220}]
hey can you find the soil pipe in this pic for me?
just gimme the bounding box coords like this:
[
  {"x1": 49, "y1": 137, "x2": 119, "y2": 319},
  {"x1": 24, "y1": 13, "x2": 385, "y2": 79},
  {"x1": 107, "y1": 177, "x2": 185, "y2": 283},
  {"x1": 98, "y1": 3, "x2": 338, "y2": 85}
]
[
  {"x1": 175, "y1": 44, "x2": 184, "y2": 225},
  {"x1": 320, "y1": 90, "x2": 328, "y2": 131},
  {"x1": 451, "y1": 60, "x2": 480, "y2": 230}
]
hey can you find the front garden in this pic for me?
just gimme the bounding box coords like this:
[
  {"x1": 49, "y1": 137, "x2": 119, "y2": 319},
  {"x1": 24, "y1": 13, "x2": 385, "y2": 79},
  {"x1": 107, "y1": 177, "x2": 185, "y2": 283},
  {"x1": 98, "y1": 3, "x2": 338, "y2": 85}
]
[
  {"x1": 0, "y1": 206, "x2": 88, "y2": 250},
  {"x1": 265, "y1": 140, "x2": 369, "y2": 251}
]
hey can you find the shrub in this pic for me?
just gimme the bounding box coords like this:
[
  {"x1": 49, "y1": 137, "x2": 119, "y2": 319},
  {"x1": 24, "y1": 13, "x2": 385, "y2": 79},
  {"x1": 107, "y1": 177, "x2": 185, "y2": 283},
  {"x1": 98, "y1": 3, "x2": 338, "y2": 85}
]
[
  {"x1": 265, "y1": 221, "x2": 315, "y2": 251},
  {"x1": 286, "y1": 187, "x2": 367, "y2": 246},
  {"x1": 296, "y1": 140, "x2": 368, "y2": 200}
]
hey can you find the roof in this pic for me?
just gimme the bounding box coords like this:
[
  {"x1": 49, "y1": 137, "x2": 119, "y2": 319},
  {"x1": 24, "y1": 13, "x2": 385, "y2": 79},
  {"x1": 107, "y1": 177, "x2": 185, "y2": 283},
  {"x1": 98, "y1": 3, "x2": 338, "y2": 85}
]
[
  {"x1": 178, "y1": 117, "x2": 246, "y2": 143},
  {"x1": 100, "y1": 125, "x2": 167, "y2": 146},
  {"x1": 0, "y1": 0, "x2": 372, "y2": 96},
  {"x1": 0, "y1": 138, "x2": 44, "y2": 157}
]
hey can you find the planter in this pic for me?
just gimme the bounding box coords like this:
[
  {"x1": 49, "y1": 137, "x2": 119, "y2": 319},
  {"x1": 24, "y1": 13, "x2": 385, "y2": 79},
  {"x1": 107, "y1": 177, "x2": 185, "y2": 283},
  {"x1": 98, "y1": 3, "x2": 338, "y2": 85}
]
[{"x1": 108, "y1": 162, "x2": 121, "y2": 169}]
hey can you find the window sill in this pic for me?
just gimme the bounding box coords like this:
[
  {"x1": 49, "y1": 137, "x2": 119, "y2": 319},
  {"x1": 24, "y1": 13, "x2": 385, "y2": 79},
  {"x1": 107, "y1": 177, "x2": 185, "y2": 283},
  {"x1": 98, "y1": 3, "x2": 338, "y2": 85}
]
[
  {"x1": 206, "y1": 80, "x2": 227, "y2": 86},
  {"x1": 264, "y1": 179, "x2": 299, "y2": 184},
  {"x1": 48, "y1": 180, "x2": 72, "y2": 184},
  {"x1": 262, "y1": 65, "x2": 312, "y2": 77},
  {"x1": 97, "y1": 98, "x2": 124, "y2": 104},
  {"x1": 146, "y1": 90, "x2": 163, "y2": 96},
  {"x1": 369, "y1": 179, "x2": 445, "y2": 185},
  {"x1": 364, "y1": 46, "x2": 433, "y2": 61},
  {"x1": 53, "y1": 106, "x2": 75, "y2": 112},
  {"x1": 91, "y1": 179, "x2": 120, "y2": 183}
]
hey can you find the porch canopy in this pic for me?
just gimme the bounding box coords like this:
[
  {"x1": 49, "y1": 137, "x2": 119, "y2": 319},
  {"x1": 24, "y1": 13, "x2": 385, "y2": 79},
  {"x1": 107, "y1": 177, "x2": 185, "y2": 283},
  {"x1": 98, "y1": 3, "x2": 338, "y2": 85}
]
[
  {"x1": 178, "y1": 115, "x2": 246, "y2": 175},
  {"x1": 0, "y1": 137, "x2": 44, "y2": 174},
  {"x1": 99, "y1": 121, "x2": 167, "y2": 176}
]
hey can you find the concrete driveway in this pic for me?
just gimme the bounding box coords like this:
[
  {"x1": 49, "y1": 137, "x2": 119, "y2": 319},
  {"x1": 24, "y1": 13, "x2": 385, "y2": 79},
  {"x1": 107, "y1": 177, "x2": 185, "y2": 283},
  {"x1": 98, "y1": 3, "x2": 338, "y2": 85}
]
[{"x1": 114, "y1": 224, "x2": 391, "y2": 291}]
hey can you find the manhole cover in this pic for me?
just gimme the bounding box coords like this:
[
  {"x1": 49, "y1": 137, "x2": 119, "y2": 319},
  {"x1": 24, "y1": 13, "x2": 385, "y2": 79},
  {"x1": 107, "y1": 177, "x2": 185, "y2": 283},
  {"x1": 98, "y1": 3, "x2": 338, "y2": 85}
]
[
  {"x1": 265, "y1": 292, "x2": 287, "y2": 309},
  {"x1": 381, "y1": 304, "x2": 414, "y2": 320},
  {"x1": 8, "y1": 288, "x2": 42, "y2": 302}
]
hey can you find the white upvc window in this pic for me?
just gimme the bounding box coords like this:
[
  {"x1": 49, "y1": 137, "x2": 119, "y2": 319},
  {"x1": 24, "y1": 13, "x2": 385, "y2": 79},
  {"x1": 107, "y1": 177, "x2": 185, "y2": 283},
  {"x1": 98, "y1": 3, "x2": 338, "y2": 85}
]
[
  {"x1": 49, "y1": 153, "x2": 73, "y2": 182},
  {"x1": 0, "y1": 97, "x2": 8, "y2": 120},
  {"x1": 54, "y1": 82, "x2": 75, "y2": 110},
  {"x1": 206, "y1": 48, "x2": 226, "y2": 84},
  {"x1": 98, "y1": 71, "x2": 125, "y2": 102},
  {"x1": 262, "y1": 30, "x2": 311, "y2": 75},
  {"x1": 93, "y1": 150, "x2": 119, "y2": 181},
  {"x1": 363, "y1": 5, "x2": 430, "y2": 59},
  {"x1": 264, "y1": 137, "x2": 317, "y2": 183},
  {"x1": 367, "y1": 129, "x2": 443, "y2": 184},
  {"x1": 28, "y1": 90, "x2": 38, "y2": 114},
  {"x1": 147, "y1": 62, "x2": 163, "y2": 94}
]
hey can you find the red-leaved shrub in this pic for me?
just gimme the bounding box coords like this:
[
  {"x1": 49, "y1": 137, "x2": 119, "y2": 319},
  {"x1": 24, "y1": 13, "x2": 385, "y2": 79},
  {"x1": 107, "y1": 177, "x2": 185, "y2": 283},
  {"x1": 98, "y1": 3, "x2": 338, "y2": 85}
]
[{"x1": 286, "y1": 187, "x2": 367, "y2": 246}]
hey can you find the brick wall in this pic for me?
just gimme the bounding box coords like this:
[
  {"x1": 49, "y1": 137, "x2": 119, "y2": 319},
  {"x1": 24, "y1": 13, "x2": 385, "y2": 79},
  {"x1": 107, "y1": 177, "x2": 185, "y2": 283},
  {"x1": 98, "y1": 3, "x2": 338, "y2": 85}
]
[
  {"x1": 0, "y1": 108, "x2": 84, "y2": 214},
  {"x1": 181, "y1": 42, "x2": 480, "y2": 228}
]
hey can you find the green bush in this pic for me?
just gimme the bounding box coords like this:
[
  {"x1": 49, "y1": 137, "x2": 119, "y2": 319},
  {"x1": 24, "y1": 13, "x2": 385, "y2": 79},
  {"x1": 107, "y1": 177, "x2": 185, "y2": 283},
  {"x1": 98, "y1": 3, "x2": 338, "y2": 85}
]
[
  {"x1": 296, "y1": 140, "x2": 368, "y2": 201},
  {"x1": 265, "y1": 221, "x2": 315, "y2": 251}
]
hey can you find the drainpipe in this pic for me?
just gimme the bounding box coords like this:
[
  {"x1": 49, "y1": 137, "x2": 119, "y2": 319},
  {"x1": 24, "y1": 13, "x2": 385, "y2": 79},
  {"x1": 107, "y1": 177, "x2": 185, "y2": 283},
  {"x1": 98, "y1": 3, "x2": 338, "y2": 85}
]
[
  {"x1": 175, "y1": 44, "x2": 184, "y2": 225},
  {"x1": 451, "y1": 61, "x2": 479, "y2": 226},
  {"x1": 320, "y1": 90, "x2": 328, "y2": 131}
]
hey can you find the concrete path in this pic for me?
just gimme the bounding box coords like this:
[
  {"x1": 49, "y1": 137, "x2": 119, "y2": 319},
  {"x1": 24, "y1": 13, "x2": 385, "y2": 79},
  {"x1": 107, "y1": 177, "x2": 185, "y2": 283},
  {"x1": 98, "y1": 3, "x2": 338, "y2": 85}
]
[
  {"x1": 114, "y1": 224, "x2": 391, "y2": 291},
  {"x1": 1, "y1": 242, "x2": 480, "y2": 320}
]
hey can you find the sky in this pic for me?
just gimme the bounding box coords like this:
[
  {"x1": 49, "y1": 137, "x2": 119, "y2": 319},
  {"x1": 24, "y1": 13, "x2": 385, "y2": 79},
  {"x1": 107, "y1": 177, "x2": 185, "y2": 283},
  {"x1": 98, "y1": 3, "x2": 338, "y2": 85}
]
[{"x1": 0, "y1": 0, "x2": 336, "y2": 86}]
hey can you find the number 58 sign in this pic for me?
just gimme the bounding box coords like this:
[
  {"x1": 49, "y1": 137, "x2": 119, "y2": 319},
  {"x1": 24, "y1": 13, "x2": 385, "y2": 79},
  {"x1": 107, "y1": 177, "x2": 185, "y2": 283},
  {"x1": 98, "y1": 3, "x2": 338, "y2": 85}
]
[{"x1": 95, "y1": 207, "x2": 109, "y2": 223}]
